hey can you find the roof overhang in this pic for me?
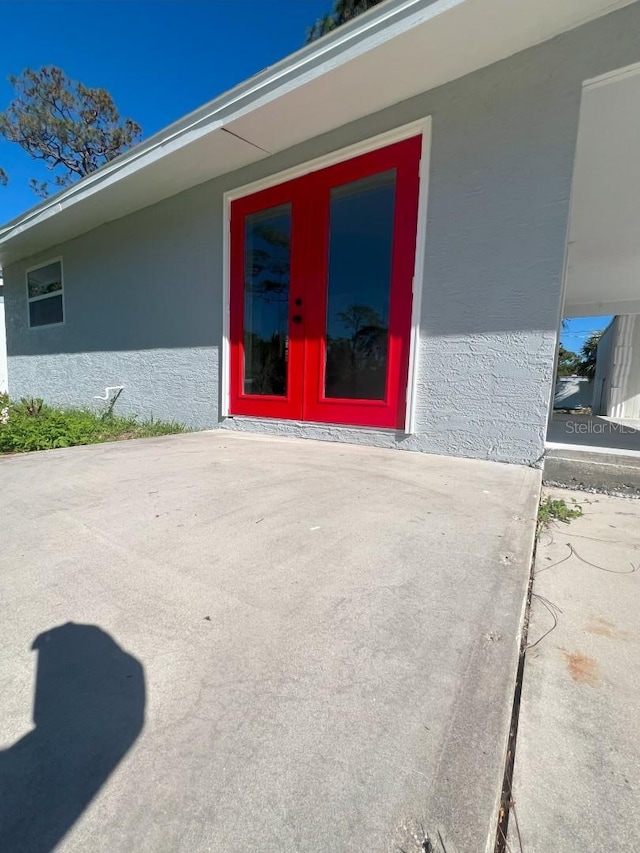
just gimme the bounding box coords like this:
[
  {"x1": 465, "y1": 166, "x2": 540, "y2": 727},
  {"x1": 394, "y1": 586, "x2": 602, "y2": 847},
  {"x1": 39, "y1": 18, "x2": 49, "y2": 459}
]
[{"x1": 0, "y1": 0, "x2": 634, "y2": 266}]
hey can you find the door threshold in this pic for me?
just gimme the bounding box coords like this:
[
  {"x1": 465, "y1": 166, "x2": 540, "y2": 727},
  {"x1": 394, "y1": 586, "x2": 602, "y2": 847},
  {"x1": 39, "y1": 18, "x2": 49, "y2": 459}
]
[{"x1": 221, "y1": 415, "x2": 410, "y2": 441}]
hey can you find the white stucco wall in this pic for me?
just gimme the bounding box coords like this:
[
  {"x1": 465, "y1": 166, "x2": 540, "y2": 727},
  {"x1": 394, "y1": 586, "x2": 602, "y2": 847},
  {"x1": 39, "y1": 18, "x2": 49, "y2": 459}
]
[
  {"x1": 4, "y1": 4, "x2": 640, "y2": 464},
  {"x1": 620, "y1": 315, "x2": 640, "y2": 418},
  {"x1": 593, "y1": 318, "x2": 616, "y2": 415},
  {"x1": 599, "y1": 315, "x2": 640, "y2": 418},
  {"x1": 554, "y1": 376, "x2": 593, "y2": 410}
]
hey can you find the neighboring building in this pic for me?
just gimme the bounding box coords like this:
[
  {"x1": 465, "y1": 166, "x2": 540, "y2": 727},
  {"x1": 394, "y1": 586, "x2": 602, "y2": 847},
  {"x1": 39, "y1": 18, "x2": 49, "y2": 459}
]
[
  {"x1": 0, "y1": 271, "x2": 7, "y2": 394},
  {"x1": 593, "y1": 315, "x2": 640, "y2": 418},
  {"x1": 2, "y1": 0, "x2": 640, "y2": 465},
  {"x1": 554, "y1": 376, "x2": 593, "y2": 412}
]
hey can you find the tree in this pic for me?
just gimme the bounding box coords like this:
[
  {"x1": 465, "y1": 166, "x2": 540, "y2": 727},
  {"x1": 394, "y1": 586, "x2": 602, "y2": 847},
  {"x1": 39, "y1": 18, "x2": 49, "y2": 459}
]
[
  {"x1": 556, "y1": 344, "x2": 580, "y2": 377},
  {"x1": 247, "y1": 220, "x2": 291, "y2": 304},
  {"x1": 306, "y1": 0, "x2": 384, "y2": 42},
  {"x1": 326, "y1": 303, "x2": 387, "y2": 398},
  {"x1": 576, "y1": 331, "x2": 602, "y2": 380},
  {"x1": 0, "y1": 66, "x2": 142, "y2": 198},
  {"x1": 336, "y1": 304, "x2": 386, "y2": 360}
]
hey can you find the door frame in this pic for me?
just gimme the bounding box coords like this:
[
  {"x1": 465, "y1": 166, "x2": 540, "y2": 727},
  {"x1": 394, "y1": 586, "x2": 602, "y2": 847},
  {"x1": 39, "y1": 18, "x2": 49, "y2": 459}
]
[{"x1": 221, "y1": 116, "x2": 432, "y2": 434}]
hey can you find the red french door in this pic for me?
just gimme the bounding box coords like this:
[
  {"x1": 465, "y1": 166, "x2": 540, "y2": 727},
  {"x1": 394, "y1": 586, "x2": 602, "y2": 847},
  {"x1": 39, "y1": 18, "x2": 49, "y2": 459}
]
[{"x1": 229, "y1": 135, "x2": 421, "y2": 429}]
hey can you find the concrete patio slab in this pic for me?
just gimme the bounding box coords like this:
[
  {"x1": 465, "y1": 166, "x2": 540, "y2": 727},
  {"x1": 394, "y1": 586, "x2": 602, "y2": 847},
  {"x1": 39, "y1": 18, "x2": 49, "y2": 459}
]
[
  {"x1": 0, "y1": 432, "x2": 539, "y2": 853},
  {"x1": 509, "y1": 487, "x2": 640, "y2": 852}
]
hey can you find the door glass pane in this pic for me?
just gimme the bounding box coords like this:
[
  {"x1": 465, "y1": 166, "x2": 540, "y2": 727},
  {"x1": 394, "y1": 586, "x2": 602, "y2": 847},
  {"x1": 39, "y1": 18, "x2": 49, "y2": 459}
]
[
  {"x1": 243, "y1": 205, "x2": 291, "y2": 396},
  {"x1": 325, "y1": 170, "x2": 396, "y2": 400}
]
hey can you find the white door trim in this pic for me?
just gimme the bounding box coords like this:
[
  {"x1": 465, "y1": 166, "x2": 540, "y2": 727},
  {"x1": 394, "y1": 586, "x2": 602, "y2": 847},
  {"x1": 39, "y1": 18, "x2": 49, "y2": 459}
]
[
  {"x1": 405, "y1": 119, "x2": 431, "y2": 434},
  {"x1": 221, "y1": 116, "x2": 432, "y2": 433}
]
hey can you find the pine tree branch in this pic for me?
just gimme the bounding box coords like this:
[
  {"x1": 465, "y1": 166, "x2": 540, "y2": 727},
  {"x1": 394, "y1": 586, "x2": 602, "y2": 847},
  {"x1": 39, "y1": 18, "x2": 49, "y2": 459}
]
[{"x1": 0, "y1": 65, "x2": 142, "y2": 196}]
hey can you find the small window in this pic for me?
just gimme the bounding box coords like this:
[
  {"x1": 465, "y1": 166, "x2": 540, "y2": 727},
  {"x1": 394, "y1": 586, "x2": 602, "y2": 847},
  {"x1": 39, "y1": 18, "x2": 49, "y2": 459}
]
[{"x1": 27, "y1": 260, "x2": 64, "y2": 328}]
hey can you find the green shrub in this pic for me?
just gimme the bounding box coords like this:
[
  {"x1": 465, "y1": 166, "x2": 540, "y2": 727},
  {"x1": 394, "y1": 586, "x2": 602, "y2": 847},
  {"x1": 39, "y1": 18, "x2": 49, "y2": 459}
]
[{"x1": 0, "y1": 394, "x2": 185, "y2": 454}]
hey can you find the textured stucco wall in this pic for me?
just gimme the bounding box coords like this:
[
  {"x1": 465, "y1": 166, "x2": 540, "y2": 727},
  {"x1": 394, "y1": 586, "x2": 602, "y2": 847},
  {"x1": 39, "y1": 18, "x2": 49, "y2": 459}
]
[
  {"x1": 7, "y1": 349, "x2": 218, "y2": 426},
  {"x1": 5, "y1": 4, "x2": 640, "y2": 461},
  {"x1": 3, "y1": 186, "x2": 221, "y2": 427}
]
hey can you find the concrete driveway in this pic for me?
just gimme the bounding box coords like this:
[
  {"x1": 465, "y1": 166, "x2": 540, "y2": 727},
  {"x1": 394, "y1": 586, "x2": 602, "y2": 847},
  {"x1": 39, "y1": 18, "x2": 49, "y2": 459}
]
[{"x1": 0, "y1": 432, "x2": 539, "y2": 852}]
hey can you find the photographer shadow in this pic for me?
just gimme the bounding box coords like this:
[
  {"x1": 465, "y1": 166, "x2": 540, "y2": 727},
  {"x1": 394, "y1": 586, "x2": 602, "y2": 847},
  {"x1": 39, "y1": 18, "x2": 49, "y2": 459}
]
[{"x1": 0, "y1": 622, "x2": 145, "y2": 852}]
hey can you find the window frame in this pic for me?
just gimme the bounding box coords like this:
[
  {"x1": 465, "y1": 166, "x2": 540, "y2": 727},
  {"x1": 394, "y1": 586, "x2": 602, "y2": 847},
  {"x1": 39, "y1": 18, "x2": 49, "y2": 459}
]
[{"x1": 25, "y1": 257, "x2": 65, "y2": 330}]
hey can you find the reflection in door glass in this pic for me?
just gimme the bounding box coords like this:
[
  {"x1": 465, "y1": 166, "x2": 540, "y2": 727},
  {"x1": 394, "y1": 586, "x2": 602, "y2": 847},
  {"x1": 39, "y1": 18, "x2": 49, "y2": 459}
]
[
  {"x1": 325, "y1": 170, "x2": 396, "y2": 400},
  {"x1": 244, "y1": 205, "x2": 291, "y2": 396}
]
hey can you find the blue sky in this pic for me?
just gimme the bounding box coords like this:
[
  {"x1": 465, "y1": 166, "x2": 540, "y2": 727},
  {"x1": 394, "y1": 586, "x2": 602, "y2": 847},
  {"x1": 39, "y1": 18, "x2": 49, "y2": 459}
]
[
  {"x1": 561, "y1": 315, "x2": 612, "y2": 354},
  {"x1": 0, "y1": 0, "x2": 329, "y2": 221}
]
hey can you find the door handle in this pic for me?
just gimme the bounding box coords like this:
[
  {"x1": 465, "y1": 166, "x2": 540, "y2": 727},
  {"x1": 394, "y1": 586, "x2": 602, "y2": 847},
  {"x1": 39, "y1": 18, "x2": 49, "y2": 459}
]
[{"x1": 292, "y1": 314, "x2": 303, "y2": 324}]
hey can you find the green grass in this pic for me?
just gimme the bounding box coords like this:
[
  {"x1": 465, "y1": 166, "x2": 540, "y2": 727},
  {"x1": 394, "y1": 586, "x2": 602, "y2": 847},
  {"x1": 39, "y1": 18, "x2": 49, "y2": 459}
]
[
  {"x1": 537, "y1": 494, "x2": 583, "y2": 531},
  {"x1": 0, "y1": 394, "x2": 186, "y2": 454}
]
